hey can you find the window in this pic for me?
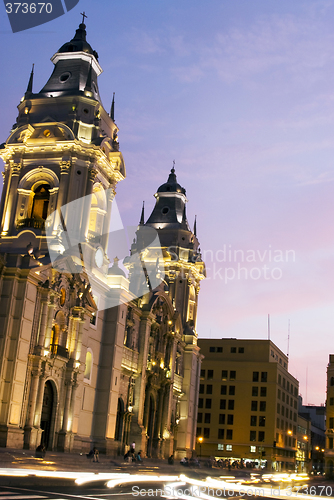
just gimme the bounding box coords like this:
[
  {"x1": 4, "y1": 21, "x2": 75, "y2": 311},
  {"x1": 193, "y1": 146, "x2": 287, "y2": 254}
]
[
  {"x1": 260, "y1": 387, "x2": 267, "y2": 397},
  {"x1": 226, "y1": 429, "x2": 233, "y2": 440},
  {"x1": 252, "y1": 387, "x2": 259, "y2": 397},
  {"x1": 277, "y1": 403, "x2": 281, "y2": 414},
  {"x1": 218, "y1": 429, "x2": 225, "y2": 439},
  {"x1": 329, "y1": 437, "x2": 334, "y2": 449},
  {"x1": 287, "y1": 382, "x2": 290, "y2": 391},
  {"x1": 238, "y1": 347, "x2": 244, "y2": 353},
  {"x1": 278, "y1": 374, "x2": 281, "y2": 385},
  {"x1": 282, "y1": 392, "x2": 285, "y2": 402},
  {"x1": 205, "y1": 413, "x2": 211, "y2": 424},
  {"x1": 283, "y1": 377, "x2": 286, "y2": 388},
  {"x1": 226, "y1": 444, "x2": 232, "y2": 451},
  {"x1": 228, "y1": 400, "x2": 234, "y2": 410},
  {"x1": 229, "y1": 386, "x2": 235, "y2": 395},
  {"x1": 218, "y1": 443, "x2": 224, "y2": 450},
  {"x1": 258, "y1": 431, "x2": 265, "y2": 442},
  {"x1": 219, "y1": 414, "x2": 225, "y2": 424},
  {"x1": 221, "y1": 385, "x2": 227, "y2": 395},
  {"x1": 251, "y1": 401, "x2": 258, "y2": 411},
  {"x1": 196, "y1": 427, "x2": 202, "y2": 436},
  {"x1": 206, "y1": 385, "x2": 212, "y2": 394},
  {"x1": 84, "y1": 349, "x2": 93, "y2": 382},
  {"x1": 200, "y1": 369, "x2": 205, "y2": 379},
  {"x1": 209, "y1": 346, "x2": 215, "y2": 352},
  {"x1": 250, "y1": 416, "x2": 257, "y2": 426},
  {"x1": 231, "y1": 347, "x2": 237, "y2": 353},
  {"x1": 281, "y1": 406, "x2": 284, "y2": 415},
  {"x1": 253, "y1": 372, "x2": 259, "y2": 382},
  {"x1": 205, "y1": 399, "x2": 212, "y2": 409},
  {"x1": 330, "y1": 398, "x2": 334, "y2": 406},
  {"x1": 278, "y1": 389, "x2": 281, "y2": 399},
  {"x1": 198, "y1": 398, "x2": 203, "y2": 409},
  {"x1": 207, "y1": 370, "x2": 214, "y2": 380},
  {"x1": 260, "y1": 401, "x2": 266, "y2": 412},
  {"x1": 259, "y1": 416, "x2": 266, "y2": 427},
  {"x1": 250, "y1": 430, "x2": 256, "y2": 441},
  {"x1": 199, "y1": 384, "x2": 204, "y2": 394},
  {"x1": 197, "y1": 413, "x2": 203, "y2": 423},
  {"x1": 230, "y1": 370, "x2": 236, "y2": 380},
  {"x1": 217, "y1": 347, "x2": 223, "y2": 353},
  {"x1": 204, "y1": 428, "x2": 210, "y2": 438},
  {"x1": 330, "y1": 417, "x2": 334, "y2": 429},
  {"x1": 276, "y1": 418, "x2": 280, "y2": 428},
  {"x1": 222, "y1": 370, "x2": 228, "y2": 380},
  {"x1": 227, "y1": 414, "x2": 234, "y2": 425},
  {"x1": 261, "y1": 372, "x2": 267, "y2": 382},
  {"x1": 220, "y1": 399, "x2": 226, "y2": 409},
  {"x1": 250, "y1": 446, "x2": 256, "y2": 452},
  {"x1": 286, "y1": 395, "x2": 289, "y2": 405}
]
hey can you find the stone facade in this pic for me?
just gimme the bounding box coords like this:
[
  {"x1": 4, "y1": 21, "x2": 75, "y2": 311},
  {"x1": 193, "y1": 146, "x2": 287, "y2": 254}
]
[{"x1": 0, "y1": 22, "x2": 205, "y2": 457}]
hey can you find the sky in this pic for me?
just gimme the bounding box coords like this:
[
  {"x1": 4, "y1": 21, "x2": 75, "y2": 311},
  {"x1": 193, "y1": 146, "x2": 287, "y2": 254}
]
[{"x1": 1, "y1": 0, "x2": 334, "y2": 405}]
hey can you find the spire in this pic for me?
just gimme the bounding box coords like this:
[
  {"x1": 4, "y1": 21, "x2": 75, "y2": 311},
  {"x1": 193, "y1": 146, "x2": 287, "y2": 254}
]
[
  {"x1": 167, "y1": 160, "x2": 177, "y2": 183},
  {"x1": 110, "y1": 93, "x2": 115, "y2": 121},
  {"x1": 139, "y1": 201, "x2": 145, "y2": 225},
  {"x1": 194, "y1": 215, "x2": 197, "y2": 237},
  {"x1": 25, "y1": 64, "x2": 34, "y2": 97}
]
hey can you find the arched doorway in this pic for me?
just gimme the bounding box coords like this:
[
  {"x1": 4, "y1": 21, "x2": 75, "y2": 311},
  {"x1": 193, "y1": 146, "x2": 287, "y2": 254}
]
[
  {"x1": 115, "y1": 398, "x2": 124, "y2": 443},
  {"x1": 40, "y1": 381, "x2": 54, "y2": 449}
]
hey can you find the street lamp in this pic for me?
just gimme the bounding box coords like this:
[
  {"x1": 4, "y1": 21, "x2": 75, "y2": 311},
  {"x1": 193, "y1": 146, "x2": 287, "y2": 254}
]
[{"x1": 198, "y1": 436, "x2": 203, "y2": 457}]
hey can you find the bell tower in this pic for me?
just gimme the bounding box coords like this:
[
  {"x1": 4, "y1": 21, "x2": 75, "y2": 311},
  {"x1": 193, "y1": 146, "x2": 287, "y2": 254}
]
[
  {"x1": 0, "y1": 20, "x2": 125, "y2": 267},
  {"x1": 0, "y1": 21, "x2": 126, "y2": 450}
]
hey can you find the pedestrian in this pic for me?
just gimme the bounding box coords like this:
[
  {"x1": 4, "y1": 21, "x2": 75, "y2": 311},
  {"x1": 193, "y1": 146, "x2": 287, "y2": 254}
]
[{"x1": 93, "y1": 447, "x2": 99, "y2": 462}]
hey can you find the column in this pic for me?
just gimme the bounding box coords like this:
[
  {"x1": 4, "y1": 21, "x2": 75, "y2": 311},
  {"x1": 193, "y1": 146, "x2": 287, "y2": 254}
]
[
  {"x1": 62, "y1": 381, "x2": 73, "y2": 432},
  {"x1": 81, "y1": 166, "x2": 97, "y2": 240},
  {"x1": 0, "y1": 169, "x2": 9, "y2": 232},
  {"x1": 53, "y1": 161, "x2": 70, "y2": 235},
  {"x1": 67, "y1": 382, "x2": 78, "y2": 433},
  {"x1": 75, "y1": 317, "x2": 85, "y2": 362},
  {"x1": 44, "y1": 298, "x2": 56, "y2": 350},
  {"x1": 101, "y1": 187, "x2": 115, "y2": 253},
  {"x1": 37, "y1": 299, "x2": 49, "y2": 349},
  {"x1": 3, "y1": 162, "x2": 21, "y2": 235},
  {"x1": 155, "y1": 388, "x2": 164, "y2": 440},
  {"x1": 26, "y1": 371, "x2": 40, "y2": 427},
  {"x1": 34, "y1": 376, "x2": 46, "y2": 427}
]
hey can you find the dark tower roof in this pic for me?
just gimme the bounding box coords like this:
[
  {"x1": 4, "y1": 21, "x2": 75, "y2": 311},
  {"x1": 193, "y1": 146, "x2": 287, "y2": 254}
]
[
  {"x1": 157, "y1": 167, "x2": 185, "y2": 195},
  {"x1": 145, "y1": 167, "x2": 189, "y2": 230},
  {"x1": 58, "y1": 22, "x2": 99, "y2": 60}
]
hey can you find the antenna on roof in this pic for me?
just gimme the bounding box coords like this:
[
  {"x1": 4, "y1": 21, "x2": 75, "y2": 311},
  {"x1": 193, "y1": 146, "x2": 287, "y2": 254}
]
[
  {"x1": 268, "y1": 314, "x2": 270, "y2": 340},
  {"x1": 287, "y1": 319, "x2": 290, "y2": 357}
]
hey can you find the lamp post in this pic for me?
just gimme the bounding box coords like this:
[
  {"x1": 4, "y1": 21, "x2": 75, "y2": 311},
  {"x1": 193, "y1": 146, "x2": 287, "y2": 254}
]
[
  {"x1": 198, "y1": 436, "x2": 203, "y2": 457},
  {"x1": 303, "y1": 435, "x2": 309, "y2": 473}
]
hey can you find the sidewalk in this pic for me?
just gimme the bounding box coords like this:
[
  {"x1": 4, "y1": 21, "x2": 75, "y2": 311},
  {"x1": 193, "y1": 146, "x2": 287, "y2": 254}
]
[{"x1": 0, "y1": 447, "x2": 236, "y2": 478}]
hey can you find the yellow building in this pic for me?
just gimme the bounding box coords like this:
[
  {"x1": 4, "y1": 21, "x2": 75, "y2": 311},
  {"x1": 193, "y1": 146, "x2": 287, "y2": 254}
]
[{"x1": 196, "y1": 339, "x2": 299, "y2": 471}]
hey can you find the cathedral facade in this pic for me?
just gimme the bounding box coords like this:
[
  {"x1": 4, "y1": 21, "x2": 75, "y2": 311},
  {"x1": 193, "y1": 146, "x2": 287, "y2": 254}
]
[{"x1": 0, "y1": 22, "x2": 205, "y2": 457}]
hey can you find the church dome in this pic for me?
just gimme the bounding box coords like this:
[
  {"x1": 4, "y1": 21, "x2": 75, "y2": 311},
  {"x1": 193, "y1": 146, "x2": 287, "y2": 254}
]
[
  {"x1": 58, "y1": 23, "x2": 99, "y2": 60},
  {"x1": 157, "y1": 168, "x2": 186, "y2": 194}
]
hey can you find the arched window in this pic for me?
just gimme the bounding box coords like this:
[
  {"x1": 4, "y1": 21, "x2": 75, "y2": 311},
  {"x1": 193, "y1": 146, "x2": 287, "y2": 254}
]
[
  {"x1": 31, "y1": 184, "x2": 50, "y2": 220},
  {"x1": 84, "y1": 350, "x2": 93, "y2": 383}
]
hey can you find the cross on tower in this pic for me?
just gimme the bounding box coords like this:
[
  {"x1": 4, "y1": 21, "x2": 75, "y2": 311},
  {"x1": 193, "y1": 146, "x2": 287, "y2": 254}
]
[{"x1": 80, "y1": 11, "x2": 87, "y2": 24}]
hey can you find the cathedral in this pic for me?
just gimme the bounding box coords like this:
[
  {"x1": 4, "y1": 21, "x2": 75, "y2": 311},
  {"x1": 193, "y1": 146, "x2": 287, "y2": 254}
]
[{"x1": 0, "y1": 21, "x2": 206, "y2": 457}]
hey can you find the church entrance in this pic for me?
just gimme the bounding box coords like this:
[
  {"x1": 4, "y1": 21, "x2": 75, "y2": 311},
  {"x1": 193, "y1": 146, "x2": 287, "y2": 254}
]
[
  {"x1": 146, "y1": 395, "x2": 156, "y2": 457},
  {"x1": 40, "y1": 381, "x2": 54, "y2": 450}
]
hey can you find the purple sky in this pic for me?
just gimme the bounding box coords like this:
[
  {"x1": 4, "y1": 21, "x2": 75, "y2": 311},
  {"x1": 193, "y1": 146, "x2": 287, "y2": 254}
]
[{"x1": 1, "y1": 0, "x2": 334, "y2": 405}]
